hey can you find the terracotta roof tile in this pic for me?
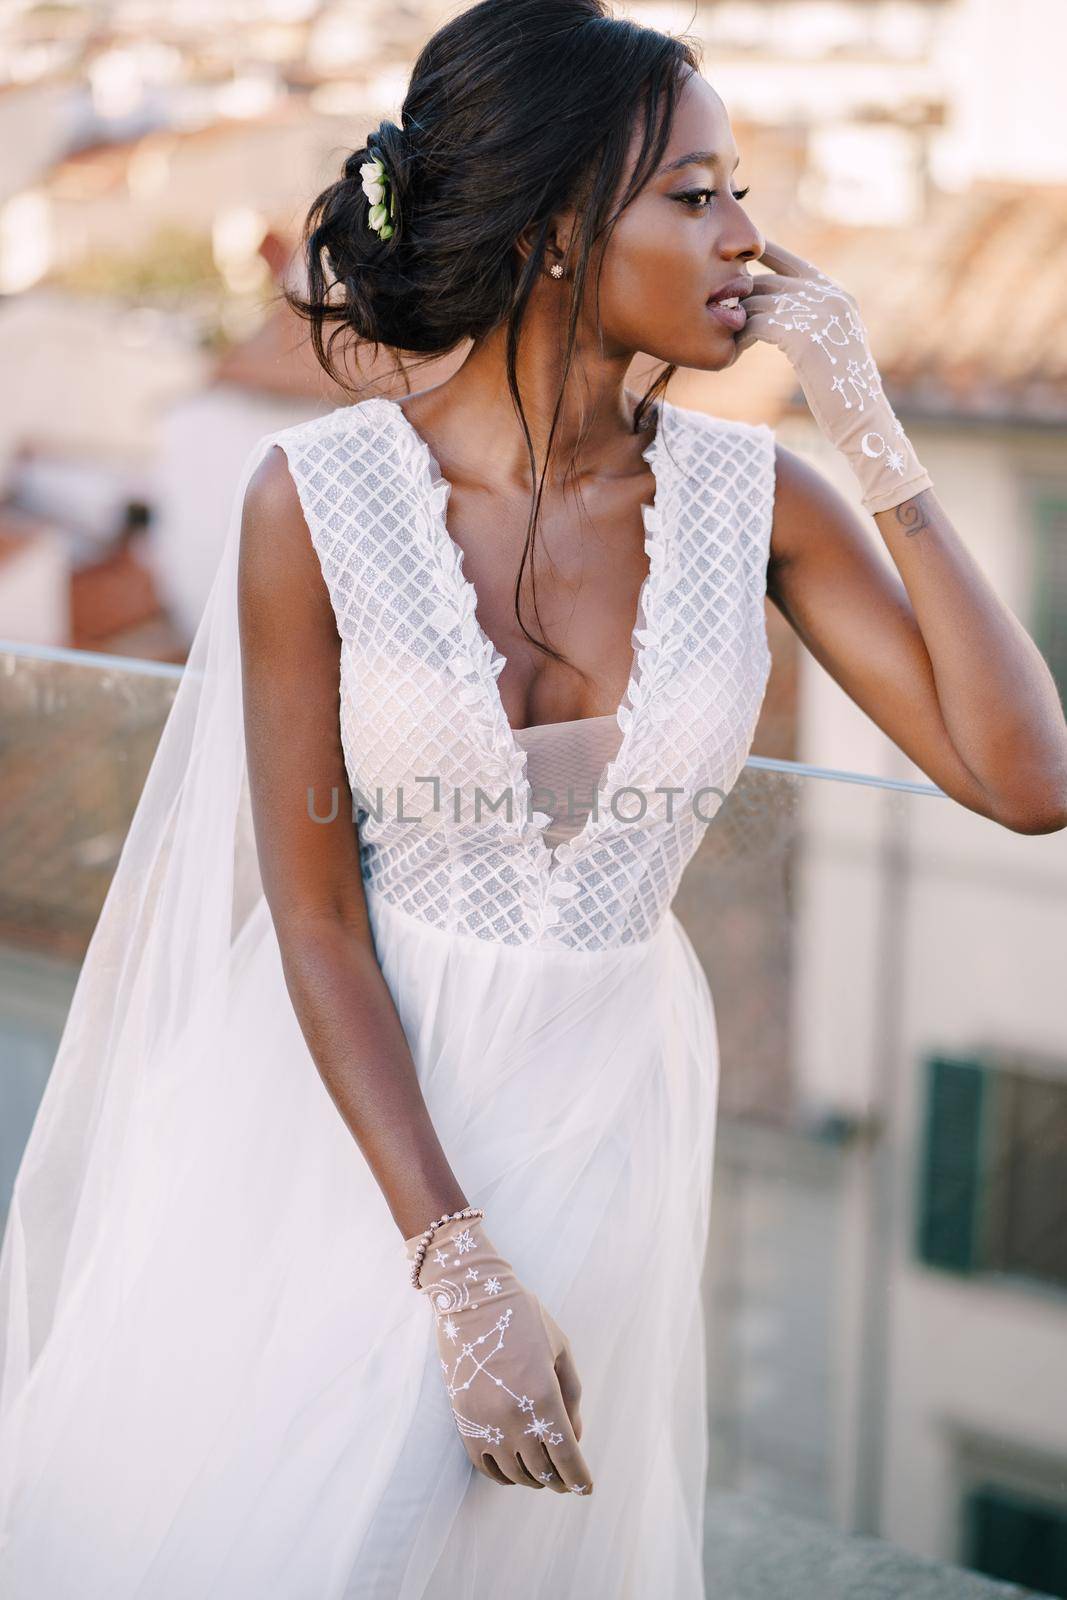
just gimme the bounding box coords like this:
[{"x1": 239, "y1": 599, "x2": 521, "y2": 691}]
[{"x1": 69, "y1": 541, "x2": 176, "y2": 658}]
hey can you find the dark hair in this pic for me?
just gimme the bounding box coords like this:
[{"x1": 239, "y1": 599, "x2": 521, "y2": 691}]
[{"x1": 284, "y1": 0, "x2": 701, "y2": 680}]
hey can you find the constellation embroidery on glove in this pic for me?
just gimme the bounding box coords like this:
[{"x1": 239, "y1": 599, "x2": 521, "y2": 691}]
[
  {"x1": 859, "y1": 427, "x2": 908, "y2": 477},
  {"x1": 766, "y1": 288, "x2": 876, "y2": 391},
  {"x1": 765, "y1": 283, "x2": 912, "y2": 479},
  {"x1": 427, "y1": 1278, "x2": 568, "y2": 1455}
]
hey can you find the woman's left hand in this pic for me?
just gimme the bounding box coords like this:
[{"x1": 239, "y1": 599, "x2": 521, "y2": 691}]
[{"x1": 737, "y1": 239, "x2": 934, "y2": 515}]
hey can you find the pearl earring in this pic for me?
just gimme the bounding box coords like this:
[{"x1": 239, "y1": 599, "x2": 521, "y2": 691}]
[{"x1": 548, "y1": 263, "x2": 564, "y2": 280}]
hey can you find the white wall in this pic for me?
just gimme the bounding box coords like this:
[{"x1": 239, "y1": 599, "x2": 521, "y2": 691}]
[
  {"x1": 153, "y1": 385, "x2": 325, "y2": 642},
  {"x1": 0, "y1": 532, "x2": 69, "y2": 647},
  {"x1": 0, "y1": 289, "x2": 204, "y2": 476},
  {"x1": 933, "y1": 0, "x2": 1067, "y2": 188}
]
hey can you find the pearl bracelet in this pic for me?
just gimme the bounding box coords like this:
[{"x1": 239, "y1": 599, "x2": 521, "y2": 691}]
[{"x1": 408, "y1": 1206, "x2": 485, "y2": 1291}]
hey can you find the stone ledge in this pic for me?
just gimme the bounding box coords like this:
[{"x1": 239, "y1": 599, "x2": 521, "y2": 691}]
[{"x1": 704, "y1": 1490, "x2": 1050, "y2": 1599}]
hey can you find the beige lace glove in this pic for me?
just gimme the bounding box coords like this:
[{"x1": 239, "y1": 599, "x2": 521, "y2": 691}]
[
  {"x1": 736, "y1": 239, "x2": 934, "y2": 515},
  {"x1": 403, "y1": 1214, "x2": 594, "y2": 1496}
]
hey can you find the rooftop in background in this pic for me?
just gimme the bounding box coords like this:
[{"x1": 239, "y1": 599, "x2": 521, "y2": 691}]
[{"x1": 69, "y1": 534, "x2": 184, "y2": 662}]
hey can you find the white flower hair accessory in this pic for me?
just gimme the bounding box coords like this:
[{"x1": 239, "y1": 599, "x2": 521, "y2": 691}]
[{"x1": 359, "y1": 154, "x2": 395, "y2": 241}]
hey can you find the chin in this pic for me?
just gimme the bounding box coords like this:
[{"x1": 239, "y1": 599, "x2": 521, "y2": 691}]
[
  {"x1": 679, "y1": 338, "x2": 741, "y2": 373},
  {"x1": 637, "y1": 326, "x2": 740, "y2": 372}
]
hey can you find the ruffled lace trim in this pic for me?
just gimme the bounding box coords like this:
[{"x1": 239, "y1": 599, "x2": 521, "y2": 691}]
[{"x1": 381, "y1": 394, "x2": 683, "y2": 937}]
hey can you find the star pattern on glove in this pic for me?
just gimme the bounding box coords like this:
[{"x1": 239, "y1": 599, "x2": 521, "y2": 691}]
[
  {"x1": 744, "y1": 243, "x2": 933, "y2": 510},
  {"x1": 408, "y1": 1217, "x2": 592, "y2": 1495},
  {"x1": 431, "y1": 1286, "x2": 572, "y2": 1475}
]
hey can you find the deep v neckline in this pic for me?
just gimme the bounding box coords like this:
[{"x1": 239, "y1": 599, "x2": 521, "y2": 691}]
[{"x1": 374, "y1": 391, "x2": 676, "y2": 895}]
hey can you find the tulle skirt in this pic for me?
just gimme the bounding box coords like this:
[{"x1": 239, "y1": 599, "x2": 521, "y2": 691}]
[{"x1": 0, "y1": 886, "x2": 719, "y2": 1598}]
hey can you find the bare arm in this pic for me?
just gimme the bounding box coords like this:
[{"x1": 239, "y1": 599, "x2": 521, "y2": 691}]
[
  {"x1": 237, "y1": 444, "x2": 468, "y2": 1239},
  {"x1": 767, "y1": 443, "x2": 1067, "y2": 834}
]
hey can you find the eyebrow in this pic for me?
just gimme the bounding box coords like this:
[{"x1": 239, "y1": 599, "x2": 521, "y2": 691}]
[{"x1": 659, "y1": 150, "x2": 741, "y2": 176}]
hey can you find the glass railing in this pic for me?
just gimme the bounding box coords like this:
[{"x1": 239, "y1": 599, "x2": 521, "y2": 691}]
[{"x1": 2, "y1": 639, "x2": 1065, "y2": 1600}]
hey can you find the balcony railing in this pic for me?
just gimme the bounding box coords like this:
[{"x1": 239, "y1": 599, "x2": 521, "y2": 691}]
[{"x1": 2, "y1": 639, "x2": 1065, "y2": 1600}]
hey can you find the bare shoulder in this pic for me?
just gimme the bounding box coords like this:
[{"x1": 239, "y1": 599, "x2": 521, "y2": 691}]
[
  {"x1": 239, "y1": 444, "x2": 323, "y2": 586},
  {"x1": 241, "y1": 444, "x2": 307, "y2": 546},
  {"x1": 238, "y1": 443, "x2": 334, "y2": 639}
]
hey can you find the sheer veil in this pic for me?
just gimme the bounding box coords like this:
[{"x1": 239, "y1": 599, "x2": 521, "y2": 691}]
[
  {"x1": 0, "y1": 430, "x2": 279, "y2": 1528},
  {"x1": 0, "y1": 396, "x2": 766, "y2": 1591}
]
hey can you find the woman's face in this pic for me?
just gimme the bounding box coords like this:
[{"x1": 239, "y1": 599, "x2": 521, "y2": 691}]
[{"x1": 588, "y1": 70, "x2": 764, "y2": 372}]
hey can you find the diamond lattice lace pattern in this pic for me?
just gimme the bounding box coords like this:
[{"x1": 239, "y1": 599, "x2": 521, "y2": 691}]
[{"x1": 271, "y1": 395, "x2": 775, "y2": 951}]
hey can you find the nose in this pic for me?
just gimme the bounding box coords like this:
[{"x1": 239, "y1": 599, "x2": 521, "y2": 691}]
[{"x1": 719, "y1": 199, "x2": 763, "y2": 263}]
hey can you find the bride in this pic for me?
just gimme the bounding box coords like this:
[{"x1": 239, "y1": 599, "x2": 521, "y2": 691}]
[{"x1": 2, "y1": 0, "x2": 1065, "y2": 1594}]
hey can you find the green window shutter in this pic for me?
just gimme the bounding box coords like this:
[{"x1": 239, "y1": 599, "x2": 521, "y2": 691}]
[
  {"x1": 984, "y1": 1068, "x2": 1067, "y2": 1292},
  {"x1": 965, "y1": 1483, "x2": 1067, "y2": 1596},
  {"x1": 915, "y1": 1054, "x2": 989, "y2": 1274},
  {"x1": 1031, "y1": 490, "x2": 1067, "y2": 712}
]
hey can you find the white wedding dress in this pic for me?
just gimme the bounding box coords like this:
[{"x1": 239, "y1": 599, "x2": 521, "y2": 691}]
[{"x1": 0, "y1": 394, "x2": 775, "y2": 1597}]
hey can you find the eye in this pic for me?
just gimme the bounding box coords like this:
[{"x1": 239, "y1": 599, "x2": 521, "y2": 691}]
[{"x1": 677, "y1": 186, "x2": 751, "y2": 208}]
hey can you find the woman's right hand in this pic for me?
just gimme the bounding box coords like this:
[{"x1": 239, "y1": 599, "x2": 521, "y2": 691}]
[{"x1": 403, "y1": 1215, "x2": 594, "y2": 1496}]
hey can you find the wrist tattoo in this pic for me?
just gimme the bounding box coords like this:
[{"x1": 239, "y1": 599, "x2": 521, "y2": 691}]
[{"x1": 889, "y1": 491, "x2": 932, "y2": 537}]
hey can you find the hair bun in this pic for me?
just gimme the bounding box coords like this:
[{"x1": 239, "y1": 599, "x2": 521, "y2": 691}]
[
  {"x1": 341, "y1": 120, "x2": 408, "y2": 192},
  {"x1": 368, "y1": 118, "x2": 406, "y2": 165},
  {"x1": 288, "y1": 0, "x2": 696, "y2": 362}
]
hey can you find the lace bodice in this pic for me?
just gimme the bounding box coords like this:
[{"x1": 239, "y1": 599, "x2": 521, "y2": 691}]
[{"x1": 273, "y1": 394, "x2": 775, "y2": 951}]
